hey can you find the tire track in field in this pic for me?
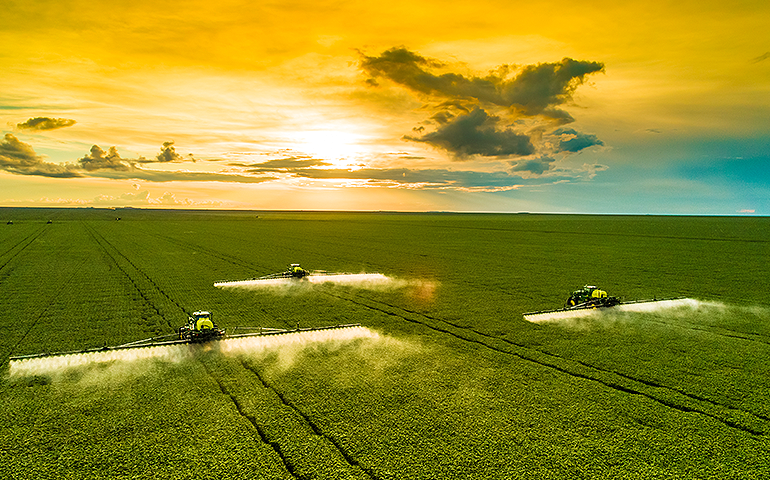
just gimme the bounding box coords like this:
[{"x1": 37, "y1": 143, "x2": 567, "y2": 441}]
[
  {"x1": 4, "y1": 257, "x2": 88, "y2": 366},
  {"x1": 200, "y1": 355, "x2": 375, "y2": 480},
  {"x1": 84, "y1": 224, "x2": 309, "y2": 479},
  {"x1": 126, "y1": 228, "x2": 316, "y2": 330},
  {"x1": 133, "y1": 229, "x2": 770, "y2": 436},
  {"x1": 0, "y1": 226, "x2": 48, "y2": 284},
  {"x1": 327, "y1": 291, "x2": 768, "y2": 437},
  {"x1": 240, "y1": 360, "x2": 381, "y2": 480},
  {"x1": 137, "y1": 227, "x2": 367, "y2": 284},
  {"x1": 85, "y1": 224, "x2": 375, "y2": 478},
  {"x1": 199, "y1": 361, "x2": 302, "y2": 480},
  {"x1": 427, "y1": 222, "x2": 770, "y2": 245},
  {"x1": 83, "y1": 223, "x2": 190, "y2": 327},
  {"x1": 123, "y1": 229, "x2": 384, "y2": 475},
  {"x1": 137, "y1": 228, "x2": 261, "y2": 272},
  {"x1": 641, "y1": 317, "x2": 770, "y2": 347}
]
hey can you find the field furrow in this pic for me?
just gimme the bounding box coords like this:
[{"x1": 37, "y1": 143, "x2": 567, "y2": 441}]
[
  {"x1": 100, "y1": 213, "x2": 770, "y2": 427},
  {"x1": 327, "y1": 290, "x2": 770, "y2": 437},
  {"x1": 82, "y1": 223, "x2": 186, "y2": 330},
  {"x1": 75, "y1": 221, "x2": 384, "y2": 478},
  {"x1": 3, "y1": 211, "x2": 769, "y2": 478},
  {"x1": 239, "y1": 359, "x2": 382, "y2": 480},
  {"x1": 201, "y1": 355, "x2": 375, "y2": 480},
  {"x1": 0, "y1": 226, "x2": 48, "y2": 282}
]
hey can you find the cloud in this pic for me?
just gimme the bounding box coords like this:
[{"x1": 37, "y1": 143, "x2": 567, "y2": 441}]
[
  {"x1": 510, "y1": 156, "x2": 557, "y2": 175},
  {"x1": 93, "y1": 190, "x2": 225, "y2": 207},
  {"x1": 16, "y1": 117, "x2": 77, "y2": 131},
  {"x1": 550, "y1": 128, "x2": 604, "y2": 153},
  {"x1": 0, "y1": 133, "x2": 82, "y2": 178},
  {"x1": 262, "y1": 164, "x2": 579, "y2": 191},
  {"x1": 82, "y1": 141, "x2": 194, "y2": 170},
  {"x1": 93, "y1": 190, "x2": 153, "y2": 205},
  {"x1": 497, "y1": 58, "x2": 604, "y2": 117},
  {"x1": 89, "y1": 169, "x2": 276, "y2": 184},
  {"x1": 144, "y1": 141, "x2": 193, "y2": 163},
  {"x1": 78, "y1": 145, "x2": 131, "y2": 171},
  {"x1": 244, "y1": 156, "x2": 331, "y2": 171},
  {"x1": 0, "y1": 135, "x2": 274, "y2": 183},
  {"x1": 582, "y1": 163, "x2": 609, "y2": 179},
  {"x1": 403, "y1": 107, "x2": 534, "y2": 159},
  {"x1": 360, "y1": 47, "x2": 604, "y2": 120},
  {"x1": 360, "y1": 47, "x2": 605, "y2": 163},
  {"x1": 0, "y1": 134, "x2": 39, "y2": 165}
]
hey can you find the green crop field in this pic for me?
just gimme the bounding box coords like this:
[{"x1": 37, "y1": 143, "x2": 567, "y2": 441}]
[{"x1": 1, "y1": 208, "x2": 769, "y2": 479}]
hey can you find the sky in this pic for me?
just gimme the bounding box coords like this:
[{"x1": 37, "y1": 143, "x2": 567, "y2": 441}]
[{"x1": 1, "y1": 0, "x2": 768, "y2": 214}]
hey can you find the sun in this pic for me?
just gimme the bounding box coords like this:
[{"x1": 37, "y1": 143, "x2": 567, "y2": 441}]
[{"x1": 293, "y1": 130, "x2": 364, "y2": 164}]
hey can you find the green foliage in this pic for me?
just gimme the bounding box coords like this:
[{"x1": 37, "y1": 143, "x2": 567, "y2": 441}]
[{"x1": 1, "y1": 209, "x2": 769, "y2": 478}]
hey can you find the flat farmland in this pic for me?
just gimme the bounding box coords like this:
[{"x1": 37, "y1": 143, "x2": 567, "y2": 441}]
[{"x1": 1, "y1": 208, "x2": 769, "y2": 479}]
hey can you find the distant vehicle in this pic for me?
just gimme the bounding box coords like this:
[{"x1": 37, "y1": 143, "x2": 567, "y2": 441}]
[{"x1": 214, "y1": 263, "x2": 388, "y2": 289}]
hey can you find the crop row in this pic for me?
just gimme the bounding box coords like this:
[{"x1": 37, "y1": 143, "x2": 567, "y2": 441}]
[
  {"x1": 94, "y1": 215, "x2": 770, "y2": 475},
  {"x1": 114, "y1": 216, "x2": 770, "y2": 428},
  {"x1": 67, "y1": 221, "x2": 386, "y2": 478},
  {"x1": 2, "y1": 213, "x2": 769, "y2": 478}
]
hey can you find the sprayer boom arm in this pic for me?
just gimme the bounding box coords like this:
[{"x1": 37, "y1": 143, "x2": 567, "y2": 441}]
[{"x1": 8, "y1": 323, "x2": 363, "y2": 362}]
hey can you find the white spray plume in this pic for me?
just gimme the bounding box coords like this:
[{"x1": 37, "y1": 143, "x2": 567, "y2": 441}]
[
  {"x1": 220, "y1": 325, "x2": 379, "y2": 356},
  {"x1": 8, "y1": 344, "x2": 191, "y2": 379},
  {"x1": 220, "y1": 325, "x2": 381, "y2": 372},
  {"x1": 214, "y1": 274, "x2": 438, "y2": 299},
  {"x1": 215, "y1": 273, "x2": 390, "y2": 289},
  {"x1": 8, "y1": 326, "x2": 381, "y2": 381},
  {"x1": 524, "y1": 298, "x2": 703, "y2": 323}
]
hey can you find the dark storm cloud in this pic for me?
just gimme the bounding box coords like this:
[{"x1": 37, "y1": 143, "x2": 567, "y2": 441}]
[
  {"x1": 430, "y1": 111, "x2": 455, "y2": 124},
  {"x1": 360, "y1": 47, "x2": 605, "y2": 161},
  {"x1": 360, "y1": 47, "x2": 604, "y2": 118},
  {"x1": 360, "y1": 48, "x2": 499, "y2": 102},
  {"x1": 16, "y1": 117, "x2": 77, "y2": 131},
  {"x1": 0, "y1": 133, "x2": 82, "y2": 177},
  {"x1": 403, "y1": 108, "x2": 534, "y2": 159},
  {"x1": 510, "y1": 156, "x2": 557, "y2": 175},
  {"x1": 497, "y1": 59, "x2": 604, "y2": 116},
  {"x1": 551, "y1": 128, "x2": 604, "y2": 153}
]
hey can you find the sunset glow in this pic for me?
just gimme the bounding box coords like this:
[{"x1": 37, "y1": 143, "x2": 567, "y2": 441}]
[{"x1": 1, "y1": 0, "x2": 767, "y2": 213}]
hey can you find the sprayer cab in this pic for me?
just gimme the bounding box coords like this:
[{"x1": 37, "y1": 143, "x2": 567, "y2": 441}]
[
  {"x1": 566, "y1": 285, "x2": 620, "y2": 309},
  {"x1": 288, "y1": 264, "x2": 310, "y2": 279},
  {"x1": 178, "y1": 311, "x2": 225, "y2": 342}
]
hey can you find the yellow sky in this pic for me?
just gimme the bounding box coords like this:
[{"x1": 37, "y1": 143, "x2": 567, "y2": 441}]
[{"x1": 1, "y1": 0, "x2": 768, "y2": 212}]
